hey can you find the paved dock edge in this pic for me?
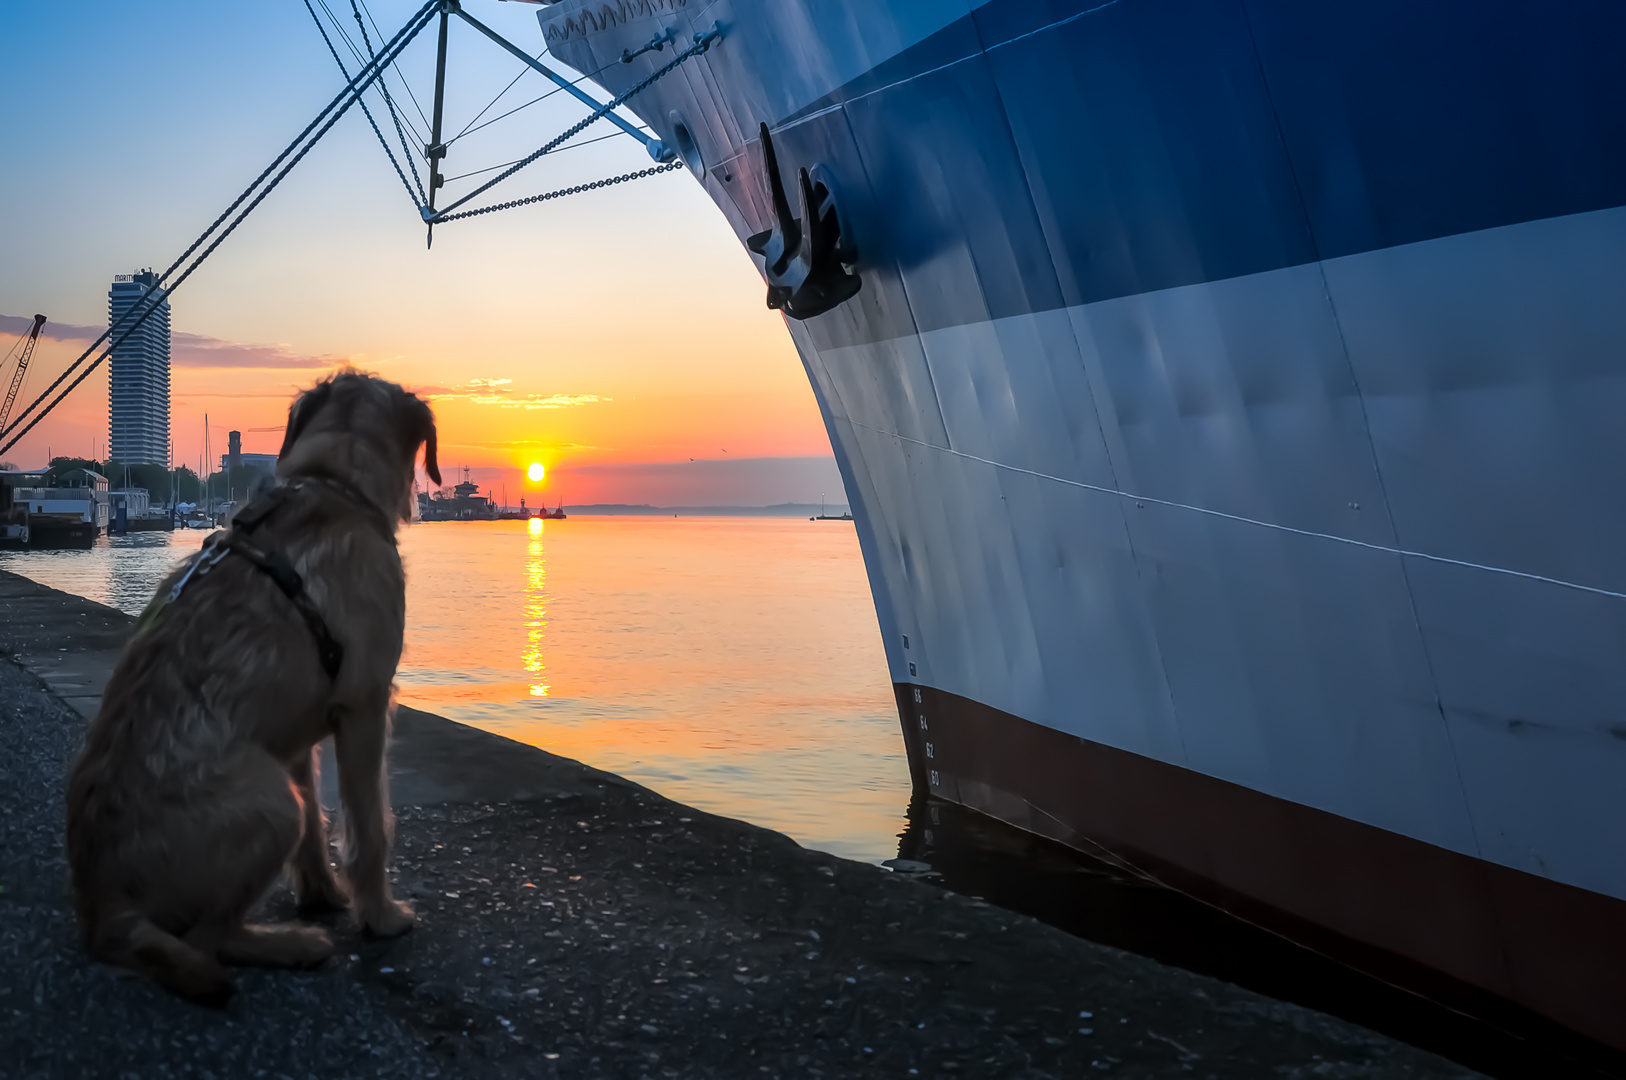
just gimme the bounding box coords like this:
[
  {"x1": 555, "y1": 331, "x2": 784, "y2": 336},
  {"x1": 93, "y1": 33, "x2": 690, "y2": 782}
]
[{"x1": 0, "y1": 567, "x2": 1482, "y2": 1079}]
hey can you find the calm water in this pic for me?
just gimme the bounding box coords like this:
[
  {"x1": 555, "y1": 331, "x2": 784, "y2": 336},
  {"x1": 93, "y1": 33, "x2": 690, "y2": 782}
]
[{"x1": 0, "y1": 517, "x2": 908, "y2": 861}]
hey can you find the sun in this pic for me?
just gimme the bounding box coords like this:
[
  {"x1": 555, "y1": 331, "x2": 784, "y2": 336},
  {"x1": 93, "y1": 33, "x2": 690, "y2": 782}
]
[{"x1": 526, "y1": 463, "x2": 545, "y2": 483}]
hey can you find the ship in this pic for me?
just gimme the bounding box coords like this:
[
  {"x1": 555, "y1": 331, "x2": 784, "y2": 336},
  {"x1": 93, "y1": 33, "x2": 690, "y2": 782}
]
[
  {"x1": 527, "y1": 0, "x2": 1626, "y2": 1056},
  {"x1": 0, "y1": 466, "x2": 110, "y2": 547},
  {"x1": 418, "y1": 466, "x2": 499, "y2": 520}
]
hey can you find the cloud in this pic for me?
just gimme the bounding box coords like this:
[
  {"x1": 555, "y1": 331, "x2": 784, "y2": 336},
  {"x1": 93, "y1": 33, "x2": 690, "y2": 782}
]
[
  {"x1": 472, "y1": 392, "x2": 609, "y2": 410},
  {"x1": 413, "y1": 378, "x2": 609, "y2": 410},
  {"x1": 561, "y1": 456, "x2": 847, "y2": 506},
  {"x1": 1, "y1": 313, "x2": 342, "y2": 370},
  {"x1": 0, "y1": 314, "x2": 99, "y2": 341},
  {"x1": 170, "y1": 332, "x2": 340, "y2": 370}
]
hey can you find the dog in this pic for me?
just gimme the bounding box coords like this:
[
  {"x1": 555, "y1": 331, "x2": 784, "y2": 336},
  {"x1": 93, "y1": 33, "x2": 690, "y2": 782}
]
[{"x1": 66, "y1": 370, "x2": 440, "y2": 1006}]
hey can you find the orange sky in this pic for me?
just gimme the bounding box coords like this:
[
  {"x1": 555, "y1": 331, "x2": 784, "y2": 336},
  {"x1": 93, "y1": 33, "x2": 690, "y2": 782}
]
[{"x1": 0, "y1": 1, "x2": 838, "y2": 506}]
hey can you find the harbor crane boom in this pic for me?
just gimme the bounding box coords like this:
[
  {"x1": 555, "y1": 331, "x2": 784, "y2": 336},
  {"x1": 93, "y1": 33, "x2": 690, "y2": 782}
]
[{"x1": 0, "y1": 315, "x2": 46, "y2": 437}]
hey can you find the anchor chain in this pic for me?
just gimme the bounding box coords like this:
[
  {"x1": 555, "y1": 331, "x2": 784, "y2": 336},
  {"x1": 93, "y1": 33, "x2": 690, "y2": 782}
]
[
  {"x1": 432, "y1": 161, "x2": 683, "y2": 223},
  {"x1": 303, "y1": 0, "x2": 424, "y2": 211},
  {"x1": 427, "y1": 27, "x2": 721, "y2": 223},
  {"x1": 350, "y1": 0, "x2": 430, "y2": 206}
]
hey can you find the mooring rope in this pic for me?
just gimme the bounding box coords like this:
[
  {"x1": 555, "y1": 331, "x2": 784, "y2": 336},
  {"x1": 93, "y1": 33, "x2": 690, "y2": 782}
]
[
  {"x1": 0, "y1": 0, "x2": 440, "y2": 456},
  {"x1": 0, "y1": 12, "x2": 719, "y2": 453}
]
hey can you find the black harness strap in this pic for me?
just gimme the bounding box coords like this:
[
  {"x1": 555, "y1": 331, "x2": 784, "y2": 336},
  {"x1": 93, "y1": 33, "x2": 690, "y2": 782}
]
[
  {"x1": 222, "y1": 480, "x2": 373, "y2": 681},
  {"x1": 159, "y1": 478, "x2": 396, "y2": 680},
  {"x1": 218, "y1": 530, "x2": 345, "y2": 680}
]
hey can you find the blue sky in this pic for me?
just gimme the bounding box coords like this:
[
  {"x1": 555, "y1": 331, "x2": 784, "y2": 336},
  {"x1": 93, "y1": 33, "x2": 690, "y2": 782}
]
[{"x1": 0, "y1": 1, "x2": 832, "y2": 504}]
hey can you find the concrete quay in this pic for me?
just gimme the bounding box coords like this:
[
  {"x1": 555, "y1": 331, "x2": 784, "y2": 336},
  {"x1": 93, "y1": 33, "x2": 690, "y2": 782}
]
[{"x1": 0, "y1": 567, "x2": 1482, "y2": 1079}]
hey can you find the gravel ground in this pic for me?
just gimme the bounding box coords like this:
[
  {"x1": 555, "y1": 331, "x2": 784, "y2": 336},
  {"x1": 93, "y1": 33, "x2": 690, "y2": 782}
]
[{"x1": 0, "y1": 650, "x2": 1483, "y2": 1080}]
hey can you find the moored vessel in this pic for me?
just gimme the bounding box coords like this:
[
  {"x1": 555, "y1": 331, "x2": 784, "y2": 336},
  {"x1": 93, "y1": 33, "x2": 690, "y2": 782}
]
[
  {"x1": 0, "y1": 467, "x2": 110, "y2": 547},
  {"x1": 533, "y1": 0, "x2": 1626, "y2": 1058}
]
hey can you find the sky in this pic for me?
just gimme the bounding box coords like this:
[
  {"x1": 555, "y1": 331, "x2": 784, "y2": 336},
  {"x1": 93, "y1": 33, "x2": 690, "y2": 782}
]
[{"x1": 0, "y1": 0, "x2": 840, "y2": 506}]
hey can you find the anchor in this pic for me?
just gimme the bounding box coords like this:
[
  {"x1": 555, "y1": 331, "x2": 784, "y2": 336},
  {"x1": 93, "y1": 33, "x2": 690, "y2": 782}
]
[{"x1": 746, "y1": 123, "x2": 861, "y2": 319}]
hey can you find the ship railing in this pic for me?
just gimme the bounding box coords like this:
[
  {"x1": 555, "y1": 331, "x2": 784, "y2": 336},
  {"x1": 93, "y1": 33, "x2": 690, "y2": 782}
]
[{"x1": 11, "y1": 487, "x2": 94, "y2": 500}]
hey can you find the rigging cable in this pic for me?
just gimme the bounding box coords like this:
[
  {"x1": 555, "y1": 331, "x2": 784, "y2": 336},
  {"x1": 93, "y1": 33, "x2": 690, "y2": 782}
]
[
  {"x1": 349, "y1": 0, "x2": 429, "y2": 204},
  {"x1": 440, "y1": 127, "x2": 655, "y2": 185},
  {"x1": 356, "y1": 0, "x2": 433, "y2": 134},
  {"x1": 0, "y1": 334, "x2": 24, "y2": 374},
  {"x1": 441, "y1": 65, "x2": 636, "y2": 152},
  {"x1": 317, "y1": 0, "x2": 419, "y2": 130},
  {"x1": 449, "y1": 50, "x2": 534, "y2": 143},
  {"x1": 429, "y1": 27, "x2": 720, "y2": 223},
  {"x1": 441, "y1": 32, "x2": 635, "y2": 151},
  {"x1": 304, "y1": 0, "x2": 424, "y2": 210},
  {"x1": 0, "y1": 0, "x2": 440, "y2": 457},
  {"x1": 315, "y1": 0, "x2": 428, "y2": 150}
]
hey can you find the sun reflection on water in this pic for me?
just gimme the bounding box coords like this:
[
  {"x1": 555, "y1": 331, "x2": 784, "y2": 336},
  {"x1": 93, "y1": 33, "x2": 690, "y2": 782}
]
[
  {"x1": 523, "y1": 518, "x2": 549, "y2": 697},
  {"x1": 0, "y1": 518, "x2": 908, "y2": 862}
]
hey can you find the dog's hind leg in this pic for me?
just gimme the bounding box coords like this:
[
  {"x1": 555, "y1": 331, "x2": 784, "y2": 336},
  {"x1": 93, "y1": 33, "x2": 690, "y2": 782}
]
[
  {"x1": 218, "y1": 922, "x2": 335, "y2": 969},
  {"x1": 91, "y1": 909, "x2": 237, "y2": 1008},
  {"x1": 133, "y1": 747, "x2": 331, "y2": 990},
  {"x1": 288, "y1": 746, "x2": 350, "y2": 914},
  {"x1": 200, "y1": 750, "x2": 335, "y2": 967}
]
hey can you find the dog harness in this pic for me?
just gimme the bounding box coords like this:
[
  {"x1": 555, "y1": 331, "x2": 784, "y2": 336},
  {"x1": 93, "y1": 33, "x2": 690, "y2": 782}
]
[{"x1": 142, "y1": 479, "x2": 393, "y2": 680}]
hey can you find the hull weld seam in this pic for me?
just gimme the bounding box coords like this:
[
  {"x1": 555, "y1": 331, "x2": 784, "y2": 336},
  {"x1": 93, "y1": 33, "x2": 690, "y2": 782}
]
[
  {"x1": 854, "y1": 421, "x2": 1626, "y2": 602},
  {"x1": 786, "y1": 2, "x2": 1120, "y2": 129}
]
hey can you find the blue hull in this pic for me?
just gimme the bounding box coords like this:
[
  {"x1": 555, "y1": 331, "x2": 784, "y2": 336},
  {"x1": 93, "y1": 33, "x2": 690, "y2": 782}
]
[{"x1": 540, "y1": 0, "x2": 1626, "y2": 1054}]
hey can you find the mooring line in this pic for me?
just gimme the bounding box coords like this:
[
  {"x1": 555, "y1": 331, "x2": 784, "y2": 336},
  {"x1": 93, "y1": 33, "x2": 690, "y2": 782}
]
[{"x1": 0, "y1": 0, "x2": 440, "y2": 457}]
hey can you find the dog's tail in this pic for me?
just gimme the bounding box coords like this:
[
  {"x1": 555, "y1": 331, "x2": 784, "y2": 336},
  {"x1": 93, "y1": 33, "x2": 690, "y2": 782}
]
[{"x1": 94, "y1": 913, "x2": 236, "y2": 1008}]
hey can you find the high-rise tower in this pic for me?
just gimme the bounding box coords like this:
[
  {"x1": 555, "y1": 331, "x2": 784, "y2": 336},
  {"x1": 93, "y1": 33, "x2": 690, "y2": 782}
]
[{"x1": 107, "y1": 269, "x2": 171, "y2": 465}]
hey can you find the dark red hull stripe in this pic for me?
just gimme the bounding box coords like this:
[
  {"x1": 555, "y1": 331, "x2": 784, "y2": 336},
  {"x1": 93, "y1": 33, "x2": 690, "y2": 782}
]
[{"x1": 894, "y1": 683, "x2": 1626, "y2": 1057}]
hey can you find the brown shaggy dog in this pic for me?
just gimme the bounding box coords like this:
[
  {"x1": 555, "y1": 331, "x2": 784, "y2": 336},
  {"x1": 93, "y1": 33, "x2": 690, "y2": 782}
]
[{"x1": 66, "y1": 371, "x2": 440, "y2": 1006}]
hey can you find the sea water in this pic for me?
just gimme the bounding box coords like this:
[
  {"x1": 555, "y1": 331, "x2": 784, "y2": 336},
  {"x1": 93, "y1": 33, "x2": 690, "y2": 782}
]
[{"x1": 0, "y1": 516, "x2": 906, "y2": 861}]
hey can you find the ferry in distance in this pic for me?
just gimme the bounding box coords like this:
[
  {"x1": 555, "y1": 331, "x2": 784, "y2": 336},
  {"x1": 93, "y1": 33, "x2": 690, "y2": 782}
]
[{"x1": 530, "y1": 0, "x2": 1626, "y2": 1057}]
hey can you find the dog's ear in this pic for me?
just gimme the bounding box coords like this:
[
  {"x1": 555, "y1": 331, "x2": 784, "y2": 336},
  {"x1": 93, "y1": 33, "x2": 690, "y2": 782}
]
[
  {"x1": 402, "y1": 393, "x2": 440, "y2": 487},
  {"x1": 279, "y1": 380, "x2": 335, "y2": 460},
  {"x1": 422, "y1": 414, "x2": 441, "y2": 488}
]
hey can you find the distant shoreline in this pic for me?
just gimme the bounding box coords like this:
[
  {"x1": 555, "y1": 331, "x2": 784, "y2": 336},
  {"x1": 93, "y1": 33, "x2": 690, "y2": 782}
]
[{"x1": 484, "y1": 503, "x2": 852, "y2": 518}]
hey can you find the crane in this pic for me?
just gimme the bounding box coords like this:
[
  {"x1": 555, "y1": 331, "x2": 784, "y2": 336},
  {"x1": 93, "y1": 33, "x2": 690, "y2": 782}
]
[{"x1": 0, "y1": 315, "x2": 46, "y2": 438}]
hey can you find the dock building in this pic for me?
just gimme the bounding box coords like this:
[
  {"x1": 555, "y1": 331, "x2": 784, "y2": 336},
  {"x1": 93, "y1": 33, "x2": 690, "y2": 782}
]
[{"x1": 107, "y1": 270, "x2": 171, "y2": 466}]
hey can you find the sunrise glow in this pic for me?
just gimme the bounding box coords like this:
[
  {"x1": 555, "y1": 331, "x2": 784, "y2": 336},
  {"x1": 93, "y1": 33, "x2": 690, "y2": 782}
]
[
  {"x1": 0, "y1": 1, "x2": 835, "y2": 509},
  {"x1": 526, "y1": 463, "x2": 545, "y2": 483}
]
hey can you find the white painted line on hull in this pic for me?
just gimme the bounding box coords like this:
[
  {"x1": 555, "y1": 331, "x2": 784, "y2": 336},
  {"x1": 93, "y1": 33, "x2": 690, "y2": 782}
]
[{"x1": 856, "y1": 421, "x2": 1626, "y2": 603}]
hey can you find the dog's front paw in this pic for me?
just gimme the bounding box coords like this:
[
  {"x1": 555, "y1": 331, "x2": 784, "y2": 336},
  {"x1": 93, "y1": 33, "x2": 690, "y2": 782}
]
[{"x1": 360, "y1": 897, "x2": 414, "y2": 938}]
